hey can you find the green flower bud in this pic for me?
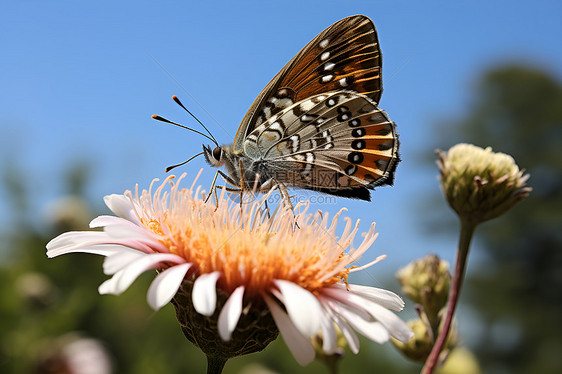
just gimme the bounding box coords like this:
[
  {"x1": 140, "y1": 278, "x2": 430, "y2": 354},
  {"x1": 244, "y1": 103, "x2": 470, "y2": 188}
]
[
  {"x1": 391, "y1": 318, "x2": 433, "y2": 362},
  {"x1": 436, "y1": 347, "x2": 482, "y2": 374},
  {"x1": 392, "y1": 318, "x2": 458, "y2": 363},
  {"x1": 436, "y1": 143, "x2": 531, "y2": 223},
  {"x1": 396, "y1": 255, "x2": 451, "y2": 322}
]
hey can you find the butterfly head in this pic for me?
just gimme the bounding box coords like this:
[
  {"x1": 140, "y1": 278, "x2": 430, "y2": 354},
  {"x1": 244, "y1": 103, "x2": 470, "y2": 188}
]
[
  {"x1": 202, "y1": 144, "x2": 225, "y2": 167},
  {"x1": 202, "y1": 144, "x2": 244, "y2": 187}
]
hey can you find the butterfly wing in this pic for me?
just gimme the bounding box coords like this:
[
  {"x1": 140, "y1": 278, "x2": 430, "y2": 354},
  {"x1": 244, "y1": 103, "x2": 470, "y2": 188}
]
[
  {"x1": 244, "y1": 91, "x2": 399, "y2": 201},
  {"x1": 233, "y1": 15, "x2": 383, "y2": 154}
]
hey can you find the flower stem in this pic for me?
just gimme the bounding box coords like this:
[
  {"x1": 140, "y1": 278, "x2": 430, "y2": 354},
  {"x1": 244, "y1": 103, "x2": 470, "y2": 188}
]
[
  {"x1": 322, "y1": 355, "x2": 341, "y2": 374},
  {"x1": 206, "y1": 355, "x2": 227, "y2": 374},
  {"x1": 421, "y1": 218, "x2": 477, "y2": 374}
]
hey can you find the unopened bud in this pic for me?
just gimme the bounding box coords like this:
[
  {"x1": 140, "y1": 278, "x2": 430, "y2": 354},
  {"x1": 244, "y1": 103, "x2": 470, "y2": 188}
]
[
  {"x1": 436, "y1": 347, "x2": 482, "y2": 374},
  {"x1": 396, "y1": 255, "x2": 450, "y2": 321},
  {"x1": 392, "y1": 318, "x2": 458, "y2": 363},
  {"x1": 436, "y1": 143, "x2": 531, "y2": 223}
]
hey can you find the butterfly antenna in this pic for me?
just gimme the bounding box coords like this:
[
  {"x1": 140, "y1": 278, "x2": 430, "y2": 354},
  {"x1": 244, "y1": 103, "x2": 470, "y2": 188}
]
[
  {"x1": 151, "y1": 115, "x2": 218, "y2": 146},
  {"x1": 165, "y1": 151, "x2": 204, "y2": 173},
  {"x1": 172, "y1": 95, "x2": 219, "y2": 147}
]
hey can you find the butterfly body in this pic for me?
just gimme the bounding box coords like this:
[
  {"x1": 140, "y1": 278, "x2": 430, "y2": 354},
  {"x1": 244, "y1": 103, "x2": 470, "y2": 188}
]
[{"x1": 200, "y1": 15, "x2": 399, "y2": 201}]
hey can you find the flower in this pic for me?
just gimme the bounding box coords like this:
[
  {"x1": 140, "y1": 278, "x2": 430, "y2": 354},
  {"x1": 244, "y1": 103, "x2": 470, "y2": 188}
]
[
  {"x1": 436, "y1": 143, "x2": 531, "y2": 223},
  {"x1": 47, "y1": 174, "x2": 413, "y2": 366}
]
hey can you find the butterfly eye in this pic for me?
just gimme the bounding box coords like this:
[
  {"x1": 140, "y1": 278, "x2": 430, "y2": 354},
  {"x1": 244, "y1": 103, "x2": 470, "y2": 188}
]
[{"x1": 212, "y1": 147, "x2": 222, "y2": 161}]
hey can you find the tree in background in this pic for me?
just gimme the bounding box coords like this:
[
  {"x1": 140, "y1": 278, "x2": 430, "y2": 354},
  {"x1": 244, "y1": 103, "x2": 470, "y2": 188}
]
[{"x1": 434, "y1": 65, "x2": 562, "y2": 373}]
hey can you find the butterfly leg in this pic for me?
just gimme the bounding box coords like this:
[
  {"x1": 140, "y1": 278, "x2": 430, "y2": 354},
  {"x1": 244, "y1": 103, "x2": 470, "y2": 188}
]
[
  {"x1": 258, "y1": 178, "x2": 293, "y2": 210},
  {"x1": 273, "y1": 181, "x2": 301, "y2": 229},
  {"x1": 238, "y1": 159, "x2": 246, "y2": 210},
  {"x1": 264, "y1": 198, "x2": 270, "y2": 219},
  {"x1": 205, "y1": 170, "x2": 239, "y2": 206},
  {"x1": 213, "y1": 184, "x2": 242, "y2": 209},
  {"x1": 277, "y1": 182, "x2": 294, "y2": 210}
]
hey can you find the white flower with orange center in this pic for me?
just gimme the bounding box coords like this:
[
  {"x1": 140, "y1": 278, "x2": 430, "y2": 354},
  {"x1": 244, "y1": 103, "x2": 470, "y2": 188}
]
[{"x1": 47, "y1": 174, "x2": 413, "y2": 366}]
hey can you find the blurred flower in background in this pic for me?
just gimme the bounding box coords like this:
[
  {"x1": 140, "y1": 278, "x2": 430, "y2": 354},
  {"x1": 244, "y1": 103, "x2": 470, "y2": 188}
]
[
  {"x1": 43, "y1": 196, "x2": 93, "y2": 234},
  {"x1": 15, "y1": 271, "x2": 57, "y2": 310},
  {"x1": 34, "y1": 334, "x2": 113, "y2": 374}
]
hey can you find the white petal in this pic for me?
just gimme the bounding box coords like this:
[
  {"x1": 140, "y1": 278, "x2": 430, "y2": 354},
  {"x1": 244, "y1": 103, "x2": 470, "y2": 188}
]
[
  {"x1": 92, "y1": 215, "x2": 159, "y2": 242},
  {"x1": 264, "y1": 295, "x2": 315, "y2": 366},
  {"x1": 47, "y1": 231, "x2": 111, "y2": 251},
  {"x1": 147, "y1": 263, "x2": 191, "y2": 310},
  {"x1": 46, "y1": 230, "x2": 147, "y2": 258},
  {"x1": 336, "y1": 283, "x2": 405, "y2": 311},
  {"x1": 47, "y1": 224, "x2": 166, "y2": 257},
  {"x1": 330, "y1": 301, "x2": 389, "y2": 344},
  {"x1": 89, "y1": 215, "x2": 133, "y2": 229},
  {"x1": 324, "y1": 305, "x2": 360, "y2": 354},
  {"x1": 98, "y1": 253, "x2": 185, "y2": 295},
  {"x1": 104, "y1": 194, "x2": 141, "y2": 224},
  {"x1": 102, "y1": 222, "x2": 168, "y2": 252},
  {"x1": 218, "y1": 286, "x2": 245, "y2": 341},
  {"x1": 274, "y1": 279, "x2": 322, "y2": 337},
  {"x1": 48, "y1": 243, "x2": 125, "y2": 258},
  {"x1": 103, "y1": 249, "x2": 146, "y2": 275},
  {"x1": 323, "y1": 288, "x2": 413, "y2": 343},
  {"x1": 338, "y1": 318, "x2": 360, "y2": 354},
  {"x1": 192, "y1": 272, "x2": 221, "y2": 316},
  {"x1": 319, "y1": 310, "x2": 338, "y2": 354},
  {"x1": 363, "y1": 301, "x2": 413, "y2": 342}
]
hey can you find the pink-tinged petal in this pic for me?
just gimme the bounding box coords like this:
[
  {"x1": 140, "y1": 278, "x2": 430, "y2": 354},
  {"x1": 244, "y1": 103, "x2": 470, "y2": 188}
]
[
  {"x1": 324, "y1": 305, "x2": 360, "y2": 354},
  {"x1": 319, "y1": 310, "x2": 338, "y2": 354},
  {"x1": 94, "y1": 218, "x2": 149, "y2": 239},
  {"x1": 89, "y1": 215, "x2": 133, "y2": 229},
  {"x1": 47, "y1": 231, "x2": 147, "y2": 258},
  {"x1": 49, "y1": 238, "x2": 154, "y2": 258},
  {"x1": 47, "y1": 232, "x2": 111, "y2": 251},
  {"x1": 218, "y1": 286, "x2": 245, "y2": 341},
  {"x1": 103, "y1": 249, "x2": 146, "y2": 275},
  {"x1": 192, "y1": 272, "x2": 221, "y2": 316},
  {"x1": 330, "y1": 301, "x2": 390, "y2": 344},
  {"x1": 323, "y1": 288, "x2": 413, "y2": 343},
  {"x1": 98, "y1": 253, "x2": 186, "y2": 295},
  {"x1": 365, "y1": 303, "x2": 413, "y2": 343},
  {"x1": 334, "y1": 283, "x2": 405, "y2": 311},
  {"x1": 319, "y1": 288, "x2": 370, "y2": 321},
  {"x1": 147, "y1": 263, "x2": 191, "y2": 310},
  {"x1": 264, "y1": 295, "x2": 315, "y2": 366},
  {"x1": 274, "y1": 279, "x2": 322, "y2": 337},
  {"x1": 47, "y1": 226, "x2": 168, "y2": 261},
  {"x1": 48, "y1": 243, "x2": 124, "y2": 258},
  {"x1": 103, "y1": 194, "x2": 141, "y2": 224},
  {"x1": 102, "y1": 222, "x2": 168, "y2": 251}
]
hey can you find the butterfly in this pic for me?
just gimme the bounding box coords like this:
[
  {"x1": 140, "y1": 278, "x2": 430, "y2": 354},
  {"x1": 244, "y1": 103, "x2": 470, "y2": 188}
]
[{"x1": 156, "y1": 15, "x2": 399, "y2": 203}]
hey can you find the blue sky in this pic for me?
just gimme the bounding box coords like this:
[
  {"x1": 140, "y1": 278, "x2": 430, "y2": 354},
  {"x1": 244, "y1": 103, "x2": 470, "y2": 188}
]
[{"x1": 1, "y1": 0, "x2": 561, "y2": 293}]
